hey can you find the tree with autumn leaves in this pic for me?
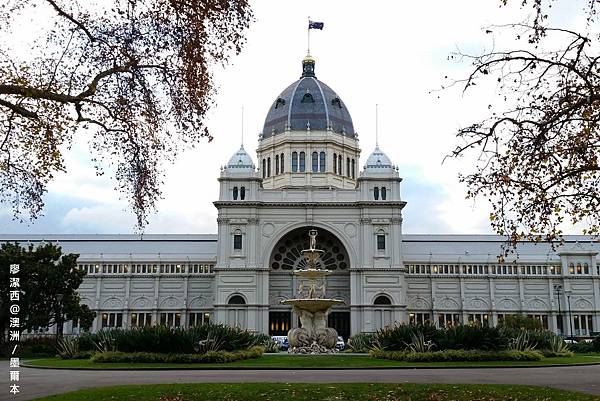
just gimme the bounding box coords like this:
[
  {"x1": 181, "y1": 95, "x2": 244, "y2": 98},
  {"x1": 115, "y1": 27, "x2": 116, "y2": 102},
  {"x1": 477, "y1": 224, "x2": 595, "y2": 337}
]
[
  {"x1": 448, "y1": 0, "x2": 600, "y2": 250},
  {"x1": 0, "y1": 0, "x2": 252, "y2": 229}
]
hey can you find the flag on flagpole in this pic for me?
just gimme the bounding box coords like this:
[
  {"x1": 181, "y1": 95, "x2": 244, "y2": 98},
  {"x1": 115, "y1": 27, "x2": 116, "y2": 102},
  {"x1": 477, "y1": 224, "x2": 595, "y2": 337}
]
[{"x1": 309, "y1": 21, "x2": 324, "y2": 30}]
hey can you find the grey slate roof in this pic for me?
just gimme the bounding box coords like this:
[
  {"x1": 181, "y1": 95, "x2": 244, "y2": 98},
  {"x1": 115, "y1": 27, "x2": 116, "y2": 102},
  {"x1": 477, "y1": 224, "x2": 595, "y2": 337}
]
[
  {"x1": 1, "y1": 234, "x2": 596, "y2": 263},
  {"x1": 262, "y1": 57, "x2": 355, "y2": 138}
]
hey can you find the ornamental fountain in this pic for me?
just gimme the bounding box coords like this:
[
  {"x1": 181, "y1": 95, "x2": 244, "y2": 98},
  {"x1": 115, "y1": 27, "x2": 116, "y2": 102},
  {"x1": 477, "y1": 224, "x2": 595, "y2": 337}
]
[{"x1": 281, "y1": 229, "x2": 345, "y2": 353}]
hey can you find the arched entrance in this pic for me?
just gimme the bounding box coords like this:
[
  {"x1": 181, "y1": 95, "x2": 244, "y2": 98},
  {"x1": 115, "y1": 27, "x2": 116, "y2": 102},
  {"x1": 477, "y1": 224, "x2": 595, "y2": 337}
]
[{"x1": 268, "y1": 227, "x2": 351, "y2": 339}]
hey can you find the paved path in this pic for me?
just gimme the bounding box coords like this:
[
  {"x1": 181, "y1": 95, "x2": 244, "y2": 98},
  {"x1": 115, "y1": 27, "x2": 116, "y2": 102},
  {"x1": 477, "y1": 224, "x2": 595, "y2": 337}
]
[{"x1": 2, "y1": 362, "x2": 599, "y2": 400}]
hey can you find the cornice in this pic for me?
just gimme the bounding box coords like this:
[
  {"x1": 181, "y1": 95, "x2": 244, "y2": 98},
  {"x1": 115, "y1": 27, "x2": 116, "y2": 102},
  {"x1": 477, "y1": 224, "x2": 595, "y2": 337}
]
[{"x1": 213, "y1": 201, "x2": 407, "y2": 208}]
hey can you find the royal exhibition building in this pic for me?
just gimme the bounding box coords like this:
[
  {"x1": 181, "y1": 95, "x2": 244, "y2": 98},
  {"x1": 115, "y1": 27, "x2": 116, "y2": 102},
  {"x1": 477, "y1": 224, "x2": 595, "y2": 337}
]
[{"x1": 2, "y1": 56, "x2": 599, "y2": 341}]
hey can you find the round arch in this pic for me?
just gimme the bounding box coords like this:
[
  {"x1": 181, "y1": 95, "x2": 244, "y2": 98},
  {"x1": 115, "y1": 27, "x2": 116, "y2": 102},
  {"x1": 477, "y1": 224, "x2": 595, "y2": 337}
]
[
  {"x1": 261, "y1": 221, "x2": 358, "y2": 269},
  {"x1": 373, "y1": 294, "x2": 393, "y2": 305},
  {"x1": 227, "y1": 294, "x2": 247, "y2": 305},
  {"x1": 269, "y1": 227, "x2": 350, "y2": 272}
]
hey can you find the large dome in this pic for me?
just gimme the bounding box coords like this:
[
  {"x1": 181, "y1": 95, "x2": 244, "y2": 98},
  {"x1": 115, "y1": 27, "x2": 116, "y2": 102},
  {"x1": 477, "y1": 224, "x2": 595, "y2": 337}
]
[{"x1": 262, "y1": 56, "x2": 355, "y2": 139}]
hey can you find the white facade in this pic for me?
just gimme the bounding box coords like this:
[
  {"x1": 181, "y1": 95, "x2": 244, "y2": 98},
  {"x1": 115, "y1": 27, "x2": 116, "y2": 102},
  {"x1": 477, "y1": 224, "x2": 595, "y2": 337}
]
[{"x1": 3, "y1": 56, "x2": 599, "y2": 339}]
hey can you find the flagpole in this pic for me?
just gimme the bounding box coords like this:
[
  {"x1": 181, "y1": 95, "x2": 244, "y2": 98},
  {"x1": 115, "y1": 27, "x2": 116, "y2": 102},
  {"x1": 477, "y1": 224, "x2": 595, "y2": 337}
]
[{"x1": 307, "y1": 16, "x2": 310, "y2": 55}]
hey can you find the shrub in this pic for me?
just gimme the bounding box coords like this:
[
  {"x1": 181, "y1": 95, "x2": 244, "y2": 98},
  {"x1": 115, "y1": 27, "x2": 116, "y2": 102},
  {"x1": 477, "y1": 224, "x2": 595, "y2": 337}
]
[
  {"x1": 508, "y1": 331, "x2": 537, "y2": 351},
  {"x1": 56, "y1": 337, "x2": 79, "y2": 359},
  {"x1": 593, "y1": 336, "x2": 600, "y2": 352},
  {"x1": 370, "y1": 349, "x2": 543, "y2": 362},
  {"x1": 498, "y1": 314, "x2": 543, "y2": 330},
  {"x1": 77, "y1": 324, "x2": 262, "y2": 354},
  {"x1": 546, "y1": 335, "x2": 571, "y2": 355},
  {"x1": 347, "y1": 333, "x2": 376, "y2": 353},
  {"x1": 90, "y1": 346, "x2": 264, "y2": 364},
  {"x1": 92, "y1": 330, "x2": 117, "y2": 352},
  {"x1": 435, "y1": 325, "x2": 507, "y2": 351},
  {"x1": 405, "y1": 332, "x2": 435, "y2": 353},
  {"x1": 13, "y1": 336, "x2": 57, "y2": 358},
  {"x1": 376, "y1": 323, "x2": 437, "y2": 351},
  {"x1": 541, "y1": 350, "x2": 573, "y2": 358},
  {"x1": 569, "y1": 341, "x2": 595, "y2": 353}
]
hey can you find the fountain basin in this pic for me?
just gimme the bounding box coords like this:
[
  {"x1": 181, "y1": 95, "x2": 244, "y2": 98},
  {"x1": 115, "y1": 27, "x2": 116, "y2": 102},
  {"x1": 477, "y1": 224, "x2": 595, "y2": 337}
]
[
  {"x1": 292, "y1": 268, "x2": 332, "y2": 279},
  {"x1": 280, "y1": 298, "x2": 344, "y2": 313}
]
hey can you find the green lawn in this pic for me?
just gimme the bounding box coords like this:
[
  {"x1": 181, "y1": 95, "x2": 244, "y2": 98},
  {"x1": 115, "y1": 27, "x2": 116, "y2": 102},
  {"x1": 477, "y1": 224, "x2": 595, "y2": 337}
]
[
  {"x1": 25, "y1": 352, "x2": 600, "y2": 369},
  {"x1": 30, "y1": 383, "x2": 600, "y2": 401}
]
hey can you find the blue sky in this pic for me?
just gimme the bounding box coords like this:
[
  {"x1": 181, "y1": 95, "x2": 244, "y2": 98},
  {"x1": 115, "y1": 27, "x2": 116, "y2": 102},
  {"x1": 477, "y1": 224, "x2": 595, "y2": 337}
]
[{"x1": 0, "y1": 0, "x2": 588, "y2": 235}]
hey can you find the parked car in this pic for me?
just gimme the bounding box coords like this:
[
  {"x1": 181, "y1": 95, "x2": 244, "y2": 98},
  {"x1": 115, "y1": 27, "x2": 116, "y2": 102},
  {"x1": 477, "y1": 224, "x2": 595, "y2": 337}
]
[
  {"x1": 271, "y1": 335, "x2": 289, "y2": 351},
  {"x1": 335, "y1": 336, "x2": 345, "y2": 350},
  {"x1": 564, "y1": 338, "x2": 578, "y2": 344}
]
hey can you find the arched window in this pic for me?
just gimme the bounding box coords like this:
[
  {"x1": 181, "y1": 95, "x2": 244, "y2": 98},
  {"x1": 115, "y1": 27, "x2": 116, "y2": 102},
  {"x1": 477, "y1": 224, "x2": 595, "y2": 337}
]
[
  {"x1": 275, "y1": 154, "x2": 279, "y2": 175},
  {"x1": 232, "y1": 186, "x2": 238, "y2": 200},
  {"x1": 333, "y1": 153, "x2": 337, "y2": 174},
  {"x1": 374, "y1": 295, "x2": 392, "y2": 305},
  {"x1": 280, "y1": 153, "x2": 284, "y2": 173},
  {"x1": 301, "y1": 93, "x2": 315, "y2": 103},
  {"x1": 292, "y1": 152, "x2": 298, "y2": 172},
  {"x1": 374, "y1": 186, "x2": 379, "y2": 200},
  {"x1": 240, "y1": 186, "x2": 246, "y2": 200},
  {"x1": 569, "y1": 263, "x2": 575, "y2": 274},
  {"x1": 319, "y1": 151, "x2": 326, "y2": 172},
  {"x1": 262, "y1": 159, "x2": 266, "y2": 178},
  {"x1": 338, "y1": 154, "x2": 342, "y2": 175},
  {"x1": 267, "y1": 157, "x2": 271, "y2": 177},
  {"x1": 381, "y1": 187, "x2": 387, "y2": 200},
  {"x1": 312, "y1": 151, "x2": 318, "y2": 172},
  {"x1": 228, "y1": 295, "x2": 246, "y2": 305},
  {"x1": 584, "y1": 263, "x2": 589, "y2": 274},
  {"x1": 351, "y1": 158, "x2": 355, "y2": 179},
  {"x1": 299, "y1": 152, "x2": 306, "y2": 172},
  {"x1": 346, "y1": 157, "x2": 350, "y2": 177}
]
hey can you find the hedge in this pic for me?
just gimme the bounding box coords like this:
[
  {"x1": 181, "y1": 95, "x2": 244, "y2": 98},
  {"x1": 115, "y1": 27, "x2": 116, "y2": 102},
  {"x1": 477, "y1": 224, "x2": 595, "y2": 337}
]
[
  {"x1": 78, "y1": 324, "x2": 263, "y2": 354},
  {"x1": 90, "y1": 346, "x2": 264, "y2": 364},
  {"x1": 370, "y1": 349, "x2": 543, "y2": 362}
]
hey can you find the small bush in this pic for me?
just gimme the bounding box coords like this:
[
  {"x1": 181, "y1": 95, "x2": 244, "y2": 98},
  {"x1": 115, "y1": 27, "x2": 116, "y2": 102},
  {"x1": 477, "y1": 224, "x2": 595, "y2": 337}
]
[
  {"x1": 376, "y1": 323, "x2": 437, "y2": 351},
  {"x1": 593, "y1": 336, "x2": 600, "y2": 352},
  {"x1": 371, "y1": 349, "x2": 543, "y2": 362},
  {"x1": 545, "y1": 335, "x2": 570, "y2": 355},
  {"x1": 76, "y1": 324, "x2": 263, "y2": 354},
  {"x1": 56, "y1": 337, "x2": 79, "y2": 359},
  {"x1": 540, "y1": 350, "x2": 574, "y2": 358},
  {"x1": 569, "y1": 342, "x2": 595, "y2": 353},
  {"x1": 405, "y1": 332, "x2": 435, "y2": 353},
  {"x1": 508, "y1": 331, "x2": 537, "y2": 351},
  {"x1": 436, "y1": 325, "x2": 507, "y2": 351},
  {"x1": 347, "y1": 333, "x2": 376, "y2": 353},
  {"x1": 91, "y1": 346, "x2": 264, "y2": 364},
  {"x1": 12, "y1": 336, "x2": 57, "y2": 358},
  {"x1": 498, "y1": 314, "x2": 543, "y2": 331}
]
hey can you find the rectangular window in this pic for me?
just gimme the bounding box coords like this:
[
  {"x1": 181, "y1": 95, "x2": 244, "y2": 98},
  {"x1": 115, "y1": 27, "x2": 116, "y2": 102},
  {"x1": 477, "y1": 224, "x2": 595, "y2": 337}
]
[
  {"x1": 377, "y1": 234, "x2": 385, "y2": 250},
  {"x1": 101, "y1": 312, "x2": 123, "y2": 328},
  {"x1": 409, "y1": 313, "x2": 430, "y2": 325},
  {"x1": 468, "y1": 313, "x2": 490, "y2": 327},
  {"x1": 189, "y1": 312, "x2": 212, "y2": 327},
  {"x1": 233, "y1": 234, "x2": 243, "y2": 250},
  {"x1": 292, "y1": 152, "x2": 298, "y2": 172},
  {"x1": 160, "y1": 312, "x2": 181, "y2": 327},
  {"x1": 438, "y1": 313, "x2": 460, "y2": 328},
  {"x1": 131, "y1": 312, "x2": 152, "y2": 327}
]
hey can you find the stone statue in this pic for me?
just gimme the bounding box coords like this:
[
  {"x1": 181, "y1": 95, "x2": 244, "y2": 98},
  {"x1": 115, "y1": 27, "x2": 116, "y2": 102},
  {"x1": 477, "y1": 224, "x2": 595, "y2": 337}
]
[{"x1": 309, "y1": 229, "x2": 317, "y2": 250}]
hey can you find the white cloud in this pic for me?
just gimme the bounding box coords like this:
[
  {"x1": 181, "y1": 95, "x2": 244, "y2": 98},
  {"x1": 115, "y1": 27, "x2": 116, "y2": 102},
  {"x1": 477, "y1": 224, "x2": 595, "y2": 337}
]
[{"x1": 1, "y1": 0, "x2": 591, "y2": 235}]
